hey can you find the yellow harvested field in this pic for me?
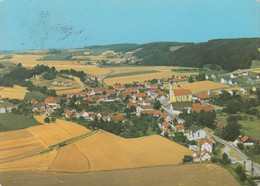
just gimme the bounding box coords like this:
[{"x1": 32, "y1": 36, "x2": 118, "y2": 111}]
[
  {"x1": 30, "y1": 116, "x2": 89, "y2": 146},
  {"x1": 0, "y1": 129, "x2": 193, "y2": 173},
  {"x1": 165, "y1": 80, "x2": 229, "y2": 94},
  {"x1": 104, "y1": 66, "x2": 197, "y2": 85},
  {"x1": 8, "y1": 54, "x2": 111, "y2": 76},
  {"x1": 0, "y1": 85, "x2": 28, "y2": 99},
  {"x1": 253, "y1": 70, "x2": 260, "y2": 73},
  {"x1": 49, "y1": 144, "x2": 90, "y2": 172},
  {"x1": 0, "y1": 150, "x2": 58, "y2": 172},
  {"x1": 72, "y1": 130, "x2": 193, "y2": 172},
  {"x1": 0, "y1": 129, "x2": 46, "y2": 162},
  {"x1": 31, "y1": 75, "x2": 84, "y2": 95},
  {"x1": 0, "y1": 163, "x2": 239, "y2": 186}
]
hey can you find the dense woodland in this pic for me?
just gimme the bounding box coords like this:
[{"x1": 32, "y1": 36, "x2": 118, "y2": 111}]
[
  {"x1": 134, "y1": 38, "x2": 260, "y2": 71},
  {"x1": 88, "y1": 38, "x2": 260, "y2": 71}
]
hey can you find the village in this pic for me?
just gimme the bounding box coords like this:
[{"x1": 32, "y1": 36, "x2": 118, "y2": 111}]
[{"x1": 1, "y1": 70, "x2": 259, "y2": 170}]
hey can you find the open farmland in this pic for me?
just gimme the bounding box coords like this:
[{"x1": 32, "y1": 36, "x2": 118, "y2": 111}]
[
  {"x1": 0, "y1": 129, "x2": 47, "y2": 163},
  {"x1": 0, "y1": 129, "x2": 193, "y2": 173},
  {"x1": 49, "y1": 130, "x2": 193, "y2": 172},
  {"x1": 0, "y1": 85, "x2": 29, "y2": 99},
  {"x1": 165, "y1": 80, "x2": 229, "y2": 94},
  {"x1": 31, "y1": 76, "x2": 84, "y2": 95},
  {"x1": 104, "y1": 66, "x2": 197, "y2": 86},
  {"x1": 7, "y1": 54, "x2": 111, "y2": 76},
  {"x1": 0, "y1": 113, "x2": 41, "y2": 132},
  {"x1": 0, "y1": 116, "x2": 90, "y2": 167},
  {"x1": 0, "y1": 164, "x2": 239, "y2": 186}
]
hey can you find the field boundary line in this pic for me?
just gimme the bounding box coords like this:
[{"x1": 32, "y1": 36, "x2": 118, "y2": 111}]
[{"x1": 0, "y1": 129, "x2": 98, "y2": 165}]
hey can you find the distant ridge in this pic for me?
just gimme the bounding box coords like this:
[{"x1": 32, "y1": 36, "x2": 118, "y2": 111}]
[{"x1": 83, "y1": 38, "x2": 260, "y2": 71}]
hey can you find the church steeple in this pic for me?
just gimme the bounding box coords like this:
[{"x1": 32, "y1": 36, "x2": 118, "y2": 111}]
[{"x1": 169, "y1": 80, "x2": 174, "y2": 103}]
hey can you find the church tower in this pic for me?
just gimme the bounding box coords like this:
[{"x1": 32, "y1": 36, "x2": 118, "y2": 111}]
[{"x1": 169, "y1": 80, "x2": 174, "y2": 103}]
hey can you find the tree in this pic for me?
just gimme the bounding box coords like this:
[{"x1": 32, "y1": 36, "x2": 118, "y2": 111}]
[
  {"x1": 44, "y1": 117, "x2": 50, "y2": 123},
  {"x1": 239, "y1": 171, "x2": 247, "y2": 182},
  {"x1": 188, "y1": 76, "x2": 194, "y2": 83},
  {"x1": 221, "y1": 123, "x2": 241, "y2": 141},
  {"x1": 182, "y1": 155, "x2": 193, "y2": 162},
  {"x1": 51, "y1": 117, "x2": 56, "y2": 123},
  {"x1": 235, "y1": 166, "x2": 243, "y2": 174},
  {"x1": 221, "y1": 153, "x2": 231, "y2": 165},
  {"x1": 237, "y1": 143, "x2": 244, "y2": 150},
  {"x1": 154, "y1": 100, "x2": 161, "y2": 110}
]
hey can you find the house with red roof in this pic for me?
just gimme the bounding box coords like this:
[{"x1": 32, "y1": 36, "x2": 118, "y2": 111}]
[
  {"x1": 44, "y1": 97, "x2": 60, "y2": 110},
  {"x1": 97, "y1": 112, "x2": 111, "y2": 121},
  {"x1": 197, "y1": 93, "x2": 211, "y2": 101},
  {"x1": 80, "y1": 110, "x2": 95, "y2": 120},
  {"x1": 133, "y1": 92, "x2": 147, "y2": 100},
  {"x1": 176, "y1": 124, "x2": 185, "y2": 132},
  {"x1": 91, "y1": 87, "x2": 108, "y2": 94},
  {"x1": 241, "y1": 135, "x2": 254, "y2": 146},
  {"x1": 200, "y1": 150, "x2": 212, "y2": 161},
  {"x1": 191, "y1": 103, "x2": 215, "y2": 113},
  {"x1": 136, "y1": 105, "x2": 154, "y2": 115},
  {"x1": 172, "y1": 78, "x2": 188, "y2": 84},
  {"x1": 114, "y1": 84, "x2": 125, "y2": 91},
  {"x1": 200, "y1": 139, "x2": 213, "y2": 152},
  {"x1": 160, "y1": 121, "x2": 172, "y2": 130},
  {"x1": 64, "y1": 110, "x2": 74, "y2": 118},
  {"x1": 104, "y1": 89, "x2": 116, "y2": 96},
  {"x1": 110, "y1": 115, "x2": 125, "y2": 123},
  {"x1": 141, "y1": 110, "x2": 161, "y2": 117}
]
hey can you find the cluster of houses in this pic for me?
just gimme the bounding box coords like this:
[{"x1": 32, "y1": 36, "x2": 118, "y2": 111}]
[
  {"x1": 51, "y1": 81, "x2": 72, "y2": 86},
  {"x1": 0, "y1": 101, "x2": 18, "y2": 113},
  {"x1": 26, "y1": 82, "x2": 170, "y2": 122},
  {"x1": 187, "y1": 125, "x2": 217, "y2": 162},
  {"x1": 221, "y1": 71, "x2": 260, "y2": 86}
]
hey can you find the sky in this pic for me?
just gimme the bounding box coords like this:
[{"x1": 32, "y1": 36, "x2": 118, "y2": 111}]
[{"x1": 0, "y1": 0, "x2": 259, "y2": 50}]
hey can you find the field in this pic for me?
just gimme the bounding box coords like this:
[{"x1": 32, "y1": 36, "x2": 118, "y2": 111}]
[
  {"x1": 31, "y1": 75, "x2": 84, "y2": 95},
  {"x1": 7, "y1": 54, "x2": 111, "y2": 76},
  {"x1": 165, "y1": 80, "x2": 229, "y2": 94},
  {"x1": 251, "y1": 60, "x2": 260, "y2": 69},
  {"x1": 104, "y1": 66, "x2": 197, "y2": 85},
  {"x1": 0, "y1": 85, "x2": 29, "y2": 99},
  {"x1": 0, "y1": 128, "x2": 193, "y2": 172},
  {"x1": 106, "y1": 70, "x2": 159, "y2": 78},
  {"x1": 24, "y1": 91, "x2": 49, "y2": 101},
  {"x1": 0, "y1": 164, "x2": 239, "y2": 186},
  {"x1": 0, "y1": 116, "x2": 90, "y2": 169},
  {"x1": 216, "y1": 113, "x2": 260, "y2": 140},
  {"x1": 49, "y1": 129, "x2": 193, "y2": 172},
  {"x1": 0, "y1": 113, "x2": 41, "y2": 132}
]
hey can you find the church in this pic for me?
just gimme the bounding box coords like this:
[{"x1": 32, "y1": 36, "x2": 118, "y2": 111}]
[{"x1": 169, "y1": 81, "x2": 192, "y2": 103}]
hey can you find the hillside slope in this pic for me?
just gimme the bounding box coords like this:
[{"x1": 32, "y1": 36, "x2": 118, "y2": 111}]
[{"x1": 134, "y1": 38, "x2": 260, "y2": 71}]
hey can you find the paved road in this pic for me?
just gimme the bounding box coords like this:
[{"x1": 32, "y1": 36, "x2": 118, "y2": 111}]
[
  {"x1": 207, "y1": 133, "x2": 260, "y2": 176},
  {"x1": 161, "y1": 106, "x2": 175, "y2": 117}
]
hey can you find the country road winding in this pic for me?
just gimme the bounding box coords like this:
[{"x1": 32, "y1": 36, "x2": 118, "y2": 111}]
[{"x1": 207, "y1": 133, "x2": 260, "y2": 176}]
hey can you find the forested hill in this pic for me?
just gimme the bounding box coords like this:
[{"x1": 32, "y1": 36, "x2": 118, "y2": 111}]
[{"x1": 133, "y1": 38, "x2": 260, "y2": 71}]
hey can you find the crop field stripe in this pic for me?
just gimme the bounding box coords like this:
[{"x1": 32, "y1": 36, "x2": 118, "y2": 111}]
[
  {"x1": 0, "y1": 130, "x2": 98, "y2": 164},
  {"x1": 106, "y1": 70, "x2": 159, "y2": 78}
]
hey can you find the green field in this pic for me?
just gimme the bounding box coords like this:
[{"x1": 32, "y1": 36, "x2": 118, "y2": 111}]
[
  {"x1": 106, "y1": 70, "x2": 159, "y2": 78},
  {"x1": 216, "y1": 113, "x2": 260, "y2": 140},
  {"x1": 0, "y1": 113, "x2": 41, "y2": 132},
  {"x1": 239, "y1": 116, "x2": 260, "y2": 141},
  {"x1": 251, "y1": 60, "x2": 260, "y2": 69},
  {"x1": 24, "y1": 91, "x2": 49, "y2": 102}
]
